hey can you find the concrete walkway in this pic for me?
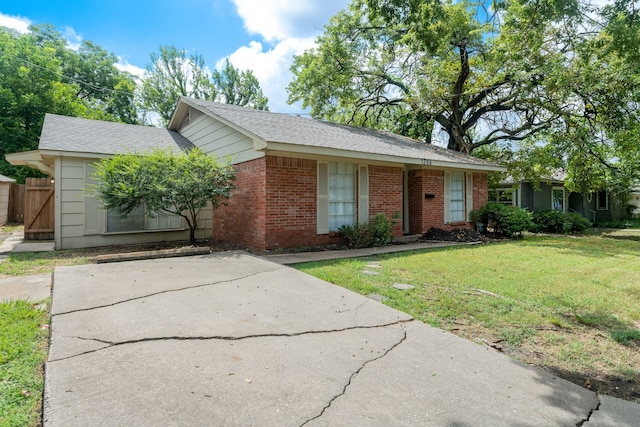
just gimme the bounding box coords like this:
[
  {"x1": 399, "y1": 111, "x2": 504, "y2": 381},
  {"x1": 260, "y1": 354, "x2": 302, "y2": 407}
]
[{"x1": 44, "y1": 252, "x2": 640, "y2": 426}]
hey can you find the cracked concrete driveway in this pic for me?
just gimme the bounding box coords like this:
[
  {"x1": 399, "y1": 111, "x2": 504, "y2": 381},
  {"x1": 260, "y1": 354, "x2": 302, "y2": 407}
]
[{"x1": 45, "y1": 252, "x2": 639, "y2": 426}]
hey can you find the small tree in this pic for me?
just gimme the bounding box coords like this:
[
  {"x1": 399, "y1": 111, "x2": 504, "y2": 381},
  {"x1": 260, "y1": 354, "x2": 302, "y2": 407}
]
[{"x1": 89, "y1": 148, "x2": 235, "y2": 244}]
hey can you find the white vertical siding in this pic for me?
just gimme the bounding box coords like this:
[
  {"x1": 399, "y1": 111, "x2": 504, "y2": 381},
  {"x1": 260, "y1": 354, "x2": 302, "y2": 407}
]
[{"x1": 179, "y1": 114, "x2": 263, "y2": 164}]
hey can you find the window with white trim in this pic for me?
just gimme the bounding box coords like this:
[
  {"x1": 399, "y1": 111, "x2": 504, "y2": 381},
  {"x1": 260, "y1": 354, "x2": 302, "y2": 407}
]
[
  {"x1": 328, "y1": 162, "x2": 355, "y2": 231},
  {"x1": 106, "y1": 204, "x2": 182, "y2": 233},
  {"x1": 450, "y1": 171, "x2": 465, "y2": 222},
  {"x1": 552, "y1": 187, "x2": 565, "y2": 212},
  {"x1": 489, "y1": 188, "x2": 516, "y2": 205}
]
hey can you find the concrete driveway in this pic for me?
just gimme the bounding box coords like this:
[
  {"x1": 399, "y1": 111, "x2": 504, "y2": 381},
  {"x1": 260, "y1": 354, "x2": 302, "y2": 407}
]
[{"x1": 46, "y1": 252, "x2": 639, "y2": 426}]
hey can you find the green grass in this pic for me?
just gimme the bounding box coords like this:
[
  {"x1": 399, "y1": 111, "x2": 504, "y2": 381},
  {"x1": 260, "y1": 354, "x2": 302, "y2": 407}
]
[
  {"x1": 295, "y1": 235, "x2": 640, "y2": 401},
  {"x1": 0, "y1": 300, "x2": 49, "y2": 427},
  {"x1": 0, "y1": 251, "x2": 95, "y2": 277}
]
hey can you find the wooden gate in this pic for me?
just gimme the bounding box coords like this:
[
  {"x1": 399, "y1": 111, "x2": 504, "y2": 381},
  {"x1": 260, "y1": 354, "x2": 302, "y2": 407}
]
[
  {"x1": 24, "y1": 177, "x2": 54, "y2": 240},
  {"x1": 8, "y1": 183, "x2": 25, "y2": 223}
]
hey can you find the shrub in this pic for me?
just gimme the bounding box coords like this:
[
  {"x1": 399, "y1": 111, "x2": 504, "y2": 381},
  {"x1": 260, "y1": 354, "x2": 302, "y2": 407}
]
[
  {"x1": 531, "y1": 211, "x2": 591, "y2": 234},
  {"x1": 339, "y1": 212, "x2": 399, "y2": 248},
  {"x1": 470, "y1": 203, "x2": 532, "y2": 238}
]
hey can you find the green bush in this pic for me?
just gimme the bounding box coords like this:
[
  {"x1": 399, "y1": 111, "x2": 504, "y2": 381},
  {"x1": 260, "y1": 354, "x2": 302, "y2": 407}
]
[
  {"x1": 531, "y1": 211, "x2": 591, "y2": 234},
  {"x1": 339, "y1": 212, "x2": 398, "y2": 248},
  {"x1": 470, "y1": 203, "x2": 532, "y2": 238}
]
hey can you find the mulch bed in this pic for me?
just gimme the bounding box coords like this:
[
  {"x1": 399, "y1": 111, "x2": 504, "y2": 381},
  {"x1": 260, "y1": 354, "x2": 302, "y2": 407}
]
[{"x1": 420, "y1": 227, "x2": 492, "y2": 243}]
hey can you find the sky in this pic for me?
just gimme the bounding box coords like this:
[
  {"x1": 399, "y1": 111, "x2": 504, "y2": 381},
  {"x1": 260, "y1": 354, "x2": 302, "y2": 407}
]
[{"x1": 0, "y1": 0, "x2": 352, "y2": 114}]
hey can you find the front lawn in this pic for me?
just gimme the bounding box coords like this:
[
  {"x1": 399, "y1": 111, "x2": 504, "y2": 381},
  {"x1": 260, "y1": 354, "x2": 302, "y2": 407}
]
[
  {"x1": 0, "y1": 300, "x2": 49, "y2": 427},
  {"x1": 295, "y1": 234, "x2": 640, "y2": 402}
]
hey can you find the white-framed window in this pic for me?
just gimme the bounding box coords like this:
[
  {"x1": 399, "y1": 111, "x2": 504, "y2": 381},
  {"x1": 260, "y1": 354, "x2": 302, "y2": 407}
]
[
  {"x1": 450, "y1": 171, "x2": 465, "y2": 222},
  {"x1": 597, "y1": 190, "x2": 608, "y2": 210},
  {"x1": 444, "y1": 171, "x2": 473, "y2": 223},
  {"x1": 552, "y1": 187, "x2": 565, "y2": 212},
  {"x1": 489, "y1": 188, "x2": 516, "y2": 205},
  {"x1": 106, "y1": 204, "x2": 182, "y2": 233},
  {"x1": 317, "y1": 162, "x2": 368, "y2": 234},
  {"x1": 328, "y1": 162, "x2": 355, "y2": 231}
]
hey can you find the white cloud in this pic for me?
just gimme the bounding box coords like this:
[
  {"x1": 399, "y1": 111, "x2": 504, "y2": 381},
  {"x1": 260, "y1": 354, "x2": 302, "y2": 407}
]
[
  {"x1": 223, "y1": 37, "x2": 316, "y2": 113},
  {"x1": 0, "y1": 12, "x2": 31, "y2": 33},
  {"x1": 227, "y1": 0, "x2": 350, "y2": 113},
  {"x1": 232, "y1": 0, "x2": 350, "y2": 41},
  {"x1": 63, "y1": 26, "x2": 83, "y2": 51},
  {"x1": 115, "y1": 59, "x2": 146, "y2": 80}
]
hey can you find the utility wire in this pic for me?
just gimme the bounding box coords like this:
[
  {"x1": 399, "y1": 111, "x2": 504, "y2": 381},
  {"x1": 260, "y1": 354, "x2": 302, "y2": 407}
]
[{"x1": 0, "y1": 49, "x2": 140, "y2": 96}]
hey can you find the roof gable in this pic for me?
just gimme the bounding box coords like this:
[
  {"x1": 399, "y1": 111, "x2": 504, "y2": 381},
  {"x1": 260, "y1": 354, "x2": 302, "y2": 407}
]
[{"x1": 39, "y1": 114, "x2": 194, "y2": 155}]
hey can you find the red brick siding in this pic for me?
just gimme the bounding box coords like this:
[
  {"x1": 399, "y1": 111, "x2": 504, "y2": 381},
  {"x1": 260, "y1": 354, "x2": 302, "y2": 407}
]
[
  {"x1": 263, "y1": 156, "x2": 340, "y2": 249},
  {"x1": 368, "y1": 165, "x2": 404, "y2": 237},
  {"x1": 473, "y1": 172, "x2": 489, "y2": 211},
  {"x1": 408, "y1": 170, "x2": 488, "y2": 234},
  {"x1": 212, "y1": 157, "x2": 267, "y2": 249}
]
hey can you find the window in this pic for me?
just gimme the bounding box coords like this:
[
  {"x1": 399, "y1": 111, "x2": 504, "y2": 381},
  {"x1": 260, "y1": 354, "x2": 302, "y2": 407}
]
[
  {"x1": 106, "y1": 204, "x2": 182, "y2": 233},
  {"x1": 328, "y1": 162, "x2": 355, "y2": 231},
  {"x1": 489, "y1": 188, "x2": 516, "y2": 205},
  {"x1": 552, "y1": 187, "x2": 565, "y2": 212},
  {"x1": 597, "y1": 190, "x2": 608, "y2": 210},
  {"x1": 450, "y1": 171, "x2": 465, "y2": 222},
  {"x1": 317, "y1": 162, "x2": 367, "y2": 234}
]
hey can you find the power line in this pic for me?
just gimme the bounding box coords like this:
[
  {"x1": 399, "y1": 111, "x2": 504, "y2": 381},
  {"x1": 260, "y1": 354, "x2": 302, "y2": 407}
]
[{"x1": 0, "y1": 49, "x2": 140, "y2": 96}]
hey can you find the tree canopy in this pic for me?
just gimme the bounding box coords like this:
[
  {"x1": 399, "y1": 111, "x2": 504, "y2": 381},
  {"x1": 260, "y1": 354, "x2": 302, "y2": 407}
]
[
  {"x1": 89, "y1": 148, "x2": 235, "y2": 244},
  {"x1": 287, "y1": 0, "x2": 640, "y2": 192},
  {"x1": 0, "y1": 24, "x2": 138, "y2": 182},
  {"x1": 140, "y1": 46, "x2": 268, "y2": 125}
]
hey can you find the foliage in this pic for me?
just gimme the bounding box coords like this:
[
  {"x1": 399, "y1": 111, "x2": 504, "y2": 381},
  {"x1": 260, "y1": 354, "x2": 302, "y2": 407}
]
[
  {"x1": 296, "y1": 234, "x2": 640, "y2": 401},
  {"x1": 339, "y1": 212, "x2": 398, "y2": 248},
  {"x1": 287, "y1": 0, "x2": 640, "y2": 192},
  {"x1": 0, "y1": 300, "x2": 49, "y2": 426},
  {"x1": 0, "y1": 24, "x2": 139, "y2": 182},
  {"x1": 610, "y1": 329, "x2": 640, "y2": 346},
  {"x1": 530, "y1": 210, "x2": 591, "y2": 234},
  {"x1": 89, "y1": 148, "x2": 235, "y2": 243},
  {"x1": 140, "y1": 46, "x2": 268, "y2": 125},
  {"x1": 470, "y1": 203, "x2": 532, "y2": 238}
]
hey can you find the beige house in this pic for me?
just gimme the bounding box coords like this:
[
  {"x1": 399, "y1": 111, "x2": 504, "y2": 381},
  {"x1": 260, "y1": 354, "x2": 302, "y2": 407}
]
[
  {"x1": 7, "y1": 115, "x2": 212, "y2": 249},
  {"x1": 0, "y1": 174, "x2": 15, "y2": 226}
]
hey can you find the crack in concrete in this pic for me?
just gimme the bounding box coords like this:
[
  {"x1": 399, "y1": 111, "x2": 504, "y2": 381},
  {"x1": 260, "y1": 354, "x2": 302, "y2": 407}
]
[
  {"x1": 48, "y1": 319, "x2": 414, "y2": 363},
  {"x1": 576, "y1": 392, "x2": 601, "y2": 427},
  {"x1": 299, "y1": 326, "x2": 408, "y2": 426},
  {"x1": 52, "y1": 266, "x2": 285, "y2": 317}
]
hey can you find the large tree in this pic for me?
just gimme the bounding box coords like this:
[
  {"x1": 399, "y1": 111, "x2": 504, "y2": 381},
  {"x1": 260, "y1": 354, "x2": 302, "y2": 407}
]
[
  {"x1": 90, "y1": 148, "x2": 235, "y2": 244},
  {"x1": 0, "y1": 25, "x2": 138, "y2": 182},
  {"x1": 288, "y1": 0, "x2": 640, "y2": 192},
  {"x1": 140, "y1": 46, "x2": 268, "y2": 125}
]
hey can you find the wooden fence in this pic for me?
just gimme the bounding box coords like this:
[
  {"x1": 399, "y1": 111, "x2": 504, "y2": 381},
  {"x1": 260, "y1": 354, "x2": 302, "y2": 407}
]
[
  {"x1": 8, "y1": 183, "x2": 25, "y2": 223},
  {"x1": 24, "y1": 178, "x2": 54, "y2": 240}
]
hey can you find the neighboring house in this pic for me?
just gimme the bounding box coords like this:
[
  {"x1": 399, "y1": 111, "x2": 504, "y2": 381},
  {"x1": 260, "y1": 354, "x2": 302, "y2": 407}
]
[
  {"x1": 492, "y1": 173, "x2": 623, "y2": 223},
  {"x1": 0, "y1": 174, "x2": 16, "y2": 226},
  {"x1": 630, "y1": 188, "x2": 640, "y2": 218},
  {"x1": 8, "y1": 97, "x2": 504, "y2": 250}
]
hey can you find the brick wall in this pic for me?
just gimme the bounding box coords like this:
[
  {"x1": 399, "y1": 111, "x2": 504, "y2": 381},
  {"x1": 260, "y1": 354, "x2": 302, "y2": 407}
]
[
  {"x1": 408, "y1": 170, "x2": 489, "y2": 234},
  {"x1": 213, "y1": 157, "x2": 267, "y2": 249},
  {"x1": 368, "y1": 165, "x2": 404, "y2": 237},
  {"x1": 263, "y1": 156, "x2": 339, "y2": 249}
]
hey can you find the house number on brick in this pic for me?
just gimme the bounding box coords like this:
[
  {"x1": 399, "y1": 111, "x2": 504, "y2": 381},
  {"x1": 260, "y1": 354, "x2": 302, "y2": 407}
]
[{"x1": 421, "y1": 159, "x2": 432, "y2": 166}]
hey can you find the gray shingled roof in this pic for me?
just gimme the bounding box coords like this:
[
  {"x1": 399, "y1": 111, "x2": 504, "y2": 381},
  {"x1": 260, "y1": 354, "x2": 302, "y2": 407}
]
[
  {"x1": 182, "y1": 97, "x2": 501, "y2": 168},
  {"x1": 0, "y1": 174, "x2": 15, "y2": 183},
  {"x1": 39, "y1": 114, "x2": 194, "y2": 155}
]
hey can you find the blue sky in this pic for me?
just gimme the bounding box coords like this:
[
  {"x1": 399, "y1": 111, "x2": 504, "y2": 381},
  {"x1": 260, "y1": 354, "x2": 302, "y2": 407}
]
[{"x1": 0, "y1": 0, "x2": 351, "y2": 113}]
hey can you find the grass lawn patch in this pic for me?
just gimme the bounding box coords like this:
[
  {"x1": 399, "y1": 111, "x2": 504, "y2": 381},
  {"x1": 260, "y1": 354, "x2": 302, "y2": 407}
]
[
  {"x1": 0, "y1": 300, "x2": 49, "y2": 427},
  {"x1": 295, "y1": 234, "x2": 640, "y2": 402}
]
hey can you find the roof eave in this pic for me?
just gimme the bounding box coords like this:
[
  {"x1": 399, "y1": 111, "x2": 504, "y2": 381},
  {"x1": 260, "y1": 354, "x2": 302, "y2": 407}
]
[
  {"x1": 264, "y1": 142, "x2": 506, "y2": 172},
  {"x1": 5, "y1": 150, "x2": 55, "y2": 176}
]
